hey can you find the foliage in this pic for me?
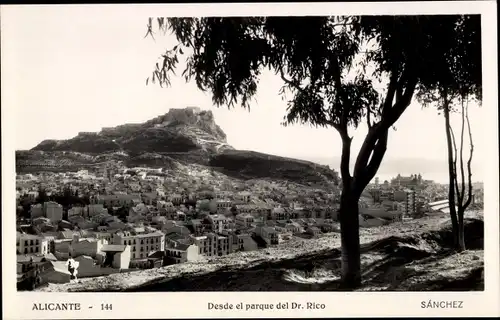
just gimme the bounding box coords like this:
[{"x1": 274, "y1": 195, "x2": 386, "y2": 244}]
[
  {"x1": 35, "y1": 186, "x2": 50, "y2": 204},
  {"x1": 412, "y1": 14, "x2": 482, "y2": 251},
  {"x1": 144, "y1": 14, "x2": 482, "y2": 287},
  {"x1": 230, "y1": 205, "x2": 238, "y2": 217},
  {"x1": 51, "y1": 186, "x2": 90, "y2": 208},
  {"x1": 116, "y1": 206, "x2": 129, "y2": 223},
  {"x1": 416, "y1": 15, "x2": 482, "y2": 109},
  {"x1": 144, "y1": 16, "x2": 474, "y2": 185}
]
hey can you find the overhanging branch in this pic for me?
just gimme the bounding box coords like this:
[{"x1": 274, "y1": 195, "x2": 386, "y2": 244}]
[{"x1": 279, "y1": 68, "x2": 304, "y2": 94}]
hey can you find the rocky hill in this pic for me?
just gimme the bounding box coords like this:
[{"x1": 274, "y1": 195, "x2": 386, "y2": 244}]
[
  {"x1": 31, "y1": 107, "x2": 231, "y2": 154},
  {"x1": 16, "y1": 107, "x2": 339, "y2": 185}
]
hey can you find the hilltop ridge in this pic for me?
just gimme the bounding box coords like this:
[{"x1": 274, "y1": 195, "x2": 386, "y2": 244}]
[
  {"x1": 31, "y1": 107, "x2": 232, "y2": 155},
  {"x1": 17, "y1": 107, "x2": 339, "y2": 186}
]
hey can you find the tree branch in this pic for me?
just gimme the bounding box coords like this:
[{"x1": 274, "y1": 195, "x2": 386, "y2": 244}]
[
  {"x1": 382, "y1": 73, "x2": 418, "y2": 130},
  {"x1": 450, "y1": 125, "x2": 461, "y2": 207},
  {"x1": 353, "y1": 70, "x2": 398, "y2": 179},
  {"x1": 329, "y1": 54, "x2": 347, "y2": 130},
  {"x1": 353, "y1": 67, "x2": 412, "y2": 181},
  {"x1": 459, "y1": 96, "x2": 466, "y2": 207},
  {"x1": 383, "y1": 71, "x2": 399, "y2": 114},
  {"x1": 279, "y1": 68, "x2": 304, "y2": 93},
  {"x1": 396, "y1": 86, "x2": 404, "y2": 104},
  {"x1": 353, "y1": 125, "x2": 378, "y2": 179},
  {"x1": 366, "y1": 108, "x2": 372, "y2": 129},
  {"x1": 355, "y1": 128, "x2": 388, "y2": 196},
  {"x1": 279, "y1": 68, "x2": 338, "y2": 127},
  {"x1": 463, "y1": 98, "x2": 474, "y2": 209},
  {"x1": 280, "y1": 59, "x2": 353, "y2": 186},
  {"x1": 334, "y1": 126, "x2": 353, "y2": 187}
]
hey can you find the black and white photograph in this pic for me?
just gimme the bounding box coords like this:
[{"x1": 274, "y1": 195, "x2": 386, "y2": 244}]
[{"x1": 2, "y1": 2, "x2": 498, "y2": 319}]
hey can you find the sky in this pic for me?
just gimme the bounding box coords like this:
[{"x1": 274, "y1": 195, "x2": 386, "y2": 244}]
[{"x1": 2, "y1": 5, "x2": 489, "y2": 183}]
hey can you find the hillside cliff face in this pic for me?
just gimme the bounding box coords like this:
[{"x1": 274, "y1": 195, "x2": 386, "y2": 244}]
[{"x1": 18, "y1": 107, "x2": 339, "y2": 185}]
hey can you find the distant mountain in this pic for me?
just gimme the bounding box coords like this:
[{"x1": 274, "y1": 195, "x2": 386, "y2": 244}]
[{"x1": 16, "y1": 107, "x2": 339, "y2": 185}]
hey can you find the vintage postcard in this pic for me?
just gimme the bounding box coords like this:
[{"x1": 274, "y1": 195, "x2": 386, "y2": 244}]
[{"x1": 1, "y1": 1, "x2": 498, "y2": 319}]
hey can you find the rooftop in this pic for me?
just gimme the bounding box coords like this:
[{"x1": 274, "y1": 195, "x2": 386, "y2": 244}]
[
  {"x1": 101, "y1": 244, "x2": 127, "y2": 252},
  {"x1": 167, "y1": 243, "x2": 191, "y2": 251},
  {"x1": 50, "y1": 261, "x2": 71, "y2": 274}
]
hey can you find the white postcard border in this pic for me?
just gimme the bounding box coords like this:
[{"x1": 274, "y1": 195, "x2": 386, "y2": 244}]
[{"x1": 2, "y1": 1, "x2": 499, "y2": 319}]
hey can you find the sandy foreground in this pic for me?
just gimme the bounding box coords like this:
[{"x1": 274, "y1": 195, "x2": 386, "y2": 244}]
[{"x1": 37, "y1": 211, "x2": 484, "y2": 292}]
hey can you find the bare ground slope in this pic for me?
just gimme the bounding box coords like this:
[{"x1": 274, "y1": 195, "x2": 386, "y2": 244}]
[{"x1": 36, "y1": 211, "x2": 483, "y2": 292}]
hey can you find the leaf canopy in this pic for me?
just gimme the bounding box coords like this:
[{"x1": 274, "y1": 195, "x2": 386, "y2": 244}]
[
  {"x1": 147, "y1": 15, "x2": 481, "y2": 130},
  {"x1": 415, "y1": 15, "x2": 482, "y2": 109}
]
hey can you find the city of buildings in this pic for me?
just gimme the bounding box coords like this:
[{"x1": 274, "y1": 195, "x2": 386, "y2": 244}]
[{"x1": 15, "y1": 166, "x2": 484, "y2": 289}]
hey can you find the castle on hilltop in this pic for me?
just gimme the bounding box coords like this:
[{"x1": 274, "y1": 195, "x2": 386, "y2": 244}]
[
  {"x1": 77, "y1": 132, "x2": 98, "y2": 136},
  {"x1": 185, "y1": 106, "x2": 201, "y2": 114}
]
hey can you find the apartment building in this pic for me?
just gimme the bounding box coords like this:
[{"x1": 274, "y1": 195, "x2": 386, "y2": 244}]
[
  {"x1": 68, "y1": 206, "x2": 85, "y2": 217},
  {"x1": 234, "y1": 214, "x2": 254, "y2": 229},
  {"x1": 254, "y1": 226, "x2": 279, "y2": 246},
  {"x1": 17, "y1": 233, "x2": 49, "y2": 255},
  {"x1": 112, "y1": 230, "x2": 165, "y2": 260},
  {"x1": 404, "y1": 189, "x2": 417, "y2": 217},
  {"x1": 206, "y1": 214, "x2": 232, "y2": 232},
  {"x1": 69, "y1": 234, "x2": 108, "y2": 259},
  {"x1": 216, "y1": 200, "x2": 233, "y2": 214},
  {"x1": 191, "y1": 233, "x2": 229, "y2": 257},
  {"x1": 220, "y1": 230, "x2": 259, "y2": 253},
  {"x1": 44, "y1": 202, "x2": 63, "y2": 223},
  {"x1": 165, "y1": 242, "x2": 201, "y2": 264}
]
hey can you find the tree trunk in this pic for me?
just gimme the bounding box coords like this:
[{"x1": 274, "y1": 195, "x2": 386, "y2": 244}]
[
  {"x1": 457, "y1": 208, "x2": 466, "y2": 251},
  {"x1": 339, "y1": 192, "x2": 361, "y2": 289},
  {"x1": 334, "y1": 130, "x2": 362, "y2": 289},
  {"x1": 443, "y1": 104, "x2": 459, "y2": 248}
]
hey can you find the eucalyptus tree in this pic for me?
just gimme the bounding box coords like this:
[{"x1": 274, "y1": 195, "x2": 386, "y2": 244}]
[
  {"x1": 416, "y1": 15, "x2": 482, "y2": 251},
  {"x1": 144, "y1": 15, "x2": 479, "y2": 288}
]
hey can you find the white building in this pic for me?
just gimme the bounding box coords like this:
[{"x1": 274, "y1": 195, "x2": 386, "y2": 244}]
[
  {"x1": 191, "y1": 233, "x2": 229, "y2": 257},
  {"x1": 113, "y1": 230, "x2": 165, "y2": 260},
  {"x1": 207, "y1": 214, "x2": 232, "y2": 232},
  {"x1": 235, "y1": 214, "x2": 254, "y2": 229},
  {"x1": 70, "y1": 235, "x2": 108, "y2": 259},
  {"x1": 254, "y1": 226, "x2": 279, "y2": 245},
  {"x1": 17, "y1": 233, "x2": 49, "y2": 255},
  {"x1": 165, "y1": 242, "x2": 201, "y2": 264}
]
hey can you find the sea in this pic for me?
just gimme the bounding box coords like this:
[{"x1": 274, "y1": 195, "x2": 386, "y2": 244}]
[{"x1": 299, "y1": 156, "x2": 484, "y2": 185}]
